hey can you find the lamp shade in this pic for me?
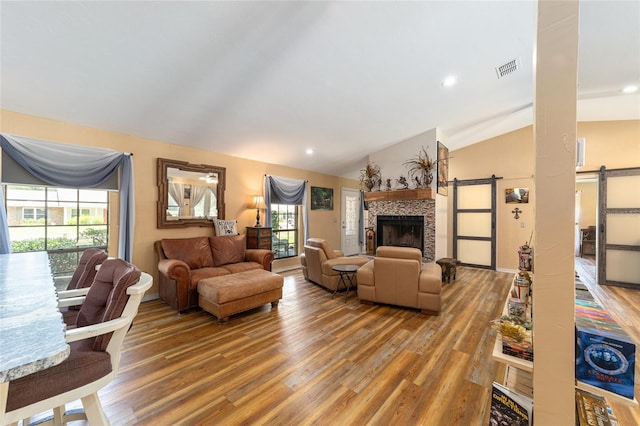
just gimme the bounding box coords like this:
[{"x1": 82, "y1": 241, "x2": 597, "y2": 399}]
[{"x1": 253, "y1": 195, "x2": 265, "y2": 209}]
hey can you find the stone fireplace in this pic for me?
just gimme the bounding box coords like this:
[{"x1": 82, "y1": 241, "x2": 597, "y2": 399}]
[{"x1": 365, "y1": 190, "x2": 435, "y2": 262}]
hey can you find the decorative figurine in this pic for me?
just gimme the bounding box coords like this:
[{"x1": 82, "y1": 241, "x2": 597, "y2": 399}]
[{"x1": 397, "y1": 175, "x2": 409, "y2": 189}]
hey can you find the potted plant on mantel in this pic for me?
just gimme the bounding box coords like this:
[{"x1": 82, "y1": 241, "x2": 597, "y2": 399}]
[
  {"x1": 359, "y1": 161, "x2": 381, "y2": 192},
  {"x1": 361, "y1": 149, "x2": 435, "y2": 202}
]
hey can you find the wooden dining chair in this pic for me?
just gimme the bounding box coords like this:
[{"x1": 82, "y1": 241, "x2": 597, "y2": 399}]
[{"x1": 3, "y1": 258, "x2": 152, "y2": 426}]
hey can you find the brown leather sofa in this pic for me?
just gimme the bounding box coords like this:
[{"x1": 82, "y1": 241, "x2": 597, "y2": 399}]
[
  {"x1": 357, "y1": 246, "x2": 442, "y2": 315},
  {"x1": 154, "y1": 234, "x2": 274, "y2": 312},
  {"x1": 300, "y1": 238, "x2": 370, "y2": 291}
]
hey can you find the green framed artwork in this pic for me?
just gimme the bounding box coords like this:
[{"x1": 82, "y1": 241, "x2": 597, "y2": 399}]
[{"x1": 311, "y1": 186, "x2": 334, "y2": 210}]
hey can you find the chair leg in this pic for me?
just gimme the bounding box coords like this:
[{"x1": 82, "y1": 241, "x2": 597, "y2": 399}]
[
  {"x1": 81, "y1": 393, "x2": 109, "y2": 425},
  {"x1": 53, "y1": 406, "x2": 64, "y2": 424}
]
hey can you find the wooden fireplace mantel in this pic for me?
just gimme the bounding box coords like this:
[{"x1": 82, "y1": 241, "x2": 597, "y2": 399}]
[{"x1": 363, "y1": 188, "x2": 433, "y2": 202}]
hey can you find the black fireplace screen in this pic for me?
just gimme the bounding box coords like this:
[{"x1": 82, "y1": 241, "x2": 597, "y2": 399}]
[{"x1": 376, "y1": 215, "x2": 424, "y2": 253}]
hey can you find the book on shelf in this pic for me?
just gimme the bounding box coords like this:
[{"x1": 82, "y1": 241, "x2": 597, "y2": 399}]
[
  {"x1": 575, "y1": 388, "x2": 618, "y2": 426},
  {"x1": 489, "y1": 382, "x2": 533, "y2": 426},
  {"x1": 502, "y1": 335, "x2": 534, "y2": 361}
]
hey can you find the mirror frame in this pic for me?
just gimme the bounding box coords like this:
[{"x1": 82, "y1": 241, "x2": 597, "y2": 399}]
[{"x1": 157, "y1": 158, "x2": 226, "y2": 228}]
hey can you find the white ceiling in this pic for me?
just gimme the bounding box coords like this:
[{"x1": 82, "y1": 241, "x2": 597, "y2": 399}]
[{"x1": 1, "y1": 1, "x2": 638, "y2": 178}]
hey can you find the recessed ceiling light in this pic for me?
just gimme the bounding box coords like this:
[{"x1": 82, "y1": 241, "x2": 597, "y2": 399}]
[
  {"x1": 442, "y1": 76, "x2": 457, "y2": 87},
  {"x1": 622, "y1": 85, "x2": 638, "y2": 94},
  {"x1": 305, "y1": 148, "x2": 314, "y2": 155}
]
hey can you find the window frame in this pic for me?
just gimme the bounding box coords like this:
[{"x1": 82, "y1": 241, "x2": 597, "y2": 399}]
[
  {"x1": 270, "y1": 203, "x2": 299, "y2": 259},
  {"x1": 3, "y1": 184, "x2": 110, "y2": 280}
]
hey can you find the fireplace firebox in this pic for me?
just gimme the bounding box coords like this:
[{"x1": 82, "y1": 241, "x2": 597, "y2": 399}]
[{"x1": 376, "y1": 215, "x2": 424, "y2": 254}]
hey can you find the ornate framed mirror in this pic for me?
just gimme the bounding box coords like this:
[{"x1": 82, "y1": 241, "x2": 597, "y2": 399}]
[{"x1": 157, "y1": 158, "x2": 226, "y2": 228}]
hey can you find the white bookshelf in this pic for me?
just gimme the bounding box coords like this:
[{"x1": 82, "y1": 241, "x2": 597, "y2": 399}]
[{"x1": 492, "y1": 276, "x2": 533, "y2": 386}]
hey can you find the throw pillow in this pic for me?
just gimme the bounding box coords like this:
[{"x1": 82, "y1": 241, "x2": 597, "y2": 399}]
[
  {"x1": 209, "y1": 234, "x2": 246, "y2": 267},
  {"x1": 214, "y1": 219, "x2": 238, "y2": 236}
]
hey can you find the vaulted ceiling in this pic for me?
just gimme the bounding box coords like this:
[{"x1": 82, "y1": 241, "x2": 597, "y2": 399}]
[{"x1": 1, "y1": 1, "x2": 638, "y2": 178}]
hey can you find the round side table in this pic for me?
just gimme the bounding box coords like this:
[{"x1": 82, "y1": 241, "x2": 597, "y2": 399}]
[{"x1": 331, "y1": 264, "x2": 359, "y2": 302}]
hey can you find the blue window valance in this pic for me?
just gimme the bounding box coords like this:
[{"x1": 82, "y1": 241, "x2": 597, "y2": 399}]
[
  {"x1": 0, "y1": 134, "x2": 135, "y2": 261},
  {"x1": 264, "y1": 175, "x2": 309, "y2": 244}
]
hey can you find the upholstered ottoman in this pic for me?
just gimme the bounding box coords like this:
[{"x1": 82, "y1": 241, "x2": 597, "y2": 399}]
[{"x1": 197, "y1": 269, "x2": 283, "y2": 324}]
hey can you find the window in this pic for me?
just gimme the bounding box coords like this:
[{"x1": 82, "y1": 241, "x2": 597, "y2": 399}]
[
  {"x1": 271, "y1": 203, "x2": 298, "y2": 259},
  {"x1": 3, "y1": 184, "x2": 109, "y2": 281},
  {"x1": 71, "y1": 208, "x2": 91, "y2": 218},
  {"x1": 23, "y1": 207, "x2": 46, "y2": 221}
]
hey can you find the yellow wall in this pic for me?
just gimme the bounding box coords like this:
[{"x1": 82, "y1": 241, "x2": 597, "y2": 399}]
[
  {"x1": 0, "y1": 109, "x2": 359, "y2": 295},
  {"x1": 2, "y1": 109, "x2": 638, "y2": 279},
  {"x1": 449, "y1": 120, "x2": 639, "y2": 270}
]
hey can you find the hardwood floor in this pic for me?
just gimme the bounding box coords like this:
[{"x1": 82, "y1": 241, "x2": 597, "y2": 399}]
[{"x1": 58, "y1": 261, "x2": 639, "y2": 425}]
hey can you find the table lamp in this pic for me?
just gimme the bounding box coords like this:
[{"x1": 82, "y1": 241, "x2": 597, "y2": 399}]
[{"x1": 253, "y1": 195, "x2": 265, "y2": 227}]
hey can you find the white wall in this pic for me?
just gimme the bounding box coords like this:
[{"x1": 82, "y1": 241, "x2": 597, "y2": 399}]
[
  {"x1": 365, "y1": 127, "x2": 449, "y2": 259},
  {"x1": 367, "y1": 128, "x2": 438, "y2": 190}
]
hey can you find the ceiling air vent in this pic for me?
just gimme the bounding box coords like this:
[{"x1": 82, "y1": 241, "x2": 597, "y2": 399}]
[{"x1": 496, "y1": 58, "x2": 519, "y2": 79}]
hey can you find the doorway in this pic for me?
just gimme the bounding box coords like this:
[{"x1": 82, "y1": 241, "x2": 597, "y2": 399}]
[
  {"x1": 576, "y1": 175, "x2": 598, "y2": 282},
  {"x1": 340, "y1": 187, "x2": 361, "y2": 256},
  {"x1": 452, "y1": 176, "x2": 498, "y2": 270},
  {"x1": 576, "y1": 166, "x2": 640, "y2": 288},
  {"x1": 597, "y1": 166, "x2": 640, "y2": 288}
]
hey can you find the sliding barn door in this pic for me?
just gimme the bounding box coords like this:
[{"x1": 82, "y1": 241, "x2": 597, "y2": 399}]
[
  {"x1": 598, "y1": 166, "x2": 640, "y2": 288},
  {"x1": 452, "y1": 176, "x2": 497, "y2": 270}
]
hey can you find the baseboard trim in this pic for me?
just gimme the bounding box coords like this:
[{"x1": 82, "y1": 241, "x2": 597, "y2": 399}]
[
  {"x1": 273, "y1": 265, "x2": 302, "y2": 274},
  {"x1": 143, "y1": 292, "x2": 160, "y2": 302}
]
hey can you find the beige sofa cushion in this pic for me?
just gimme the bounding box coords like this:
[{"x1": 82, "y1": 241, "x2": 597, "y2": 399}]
[
  {"x1": 190, "y1": 267, "x2": 231, "y2": 290},
  {"x1": 419, "y1": 263, "x2": 442, "y2": 294},
  {"x1": 376, "y1": 246, "x2": 422, "y2": 262}
]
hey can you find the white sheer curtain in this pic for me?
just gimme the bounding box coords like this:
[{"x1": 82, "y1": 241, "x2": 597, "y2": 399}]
[
  {"x1": 190, "y1": 185, "x2": 208, "y2": 216},
  {"x1": 0, "y1": 134, "x2": 135, "y2": 261},
  {"x1": 168, "y1": 182, "x2": 186, "y2": 216}
]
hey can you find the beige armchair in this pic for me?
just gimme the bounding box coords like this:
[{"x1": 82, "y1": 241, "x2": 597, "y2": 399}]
[
  {"x1": 300, "y1": 238, "x2": 370, "y2": 291},
  {"x1": 357, "y1": 246, "x2": 442, "y2": 315}
]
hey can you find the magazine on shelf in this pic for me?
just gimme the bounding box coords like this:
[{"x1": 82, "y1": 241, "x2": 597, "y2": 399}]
[
  {"x1": 575, "y1": 388, "x2": 617, "y2": 426},
  {"x1": 489, "y1": 382, "x2": 533, "y2": 426}
]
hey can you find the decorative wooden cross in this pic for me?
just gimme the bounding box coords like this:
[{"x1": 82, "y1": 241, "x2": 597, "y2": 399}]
[{"x1": 512, "y1": 207, "x2": 522, "y2": 219}]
